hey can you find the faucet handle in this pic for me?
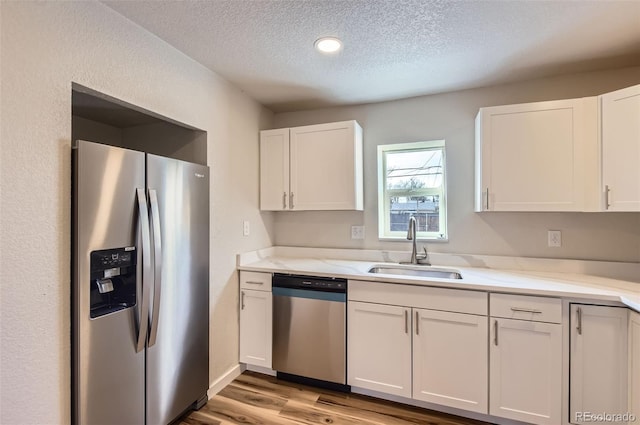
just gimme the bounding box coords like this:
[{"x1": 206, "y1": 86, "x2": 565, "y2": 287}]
[{"x1": 416, "y1": 247, "x2": 431, "y2": 265}]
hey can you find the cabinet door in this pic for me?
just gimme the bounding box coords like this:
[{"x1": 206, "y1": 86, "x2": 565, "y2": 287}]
[
  {"x1": 476, "y1": 98, "x2": 597, "y2": 211},
  {"x1": 601, "y1": 84, "x2": 640, "y2": 211},
  {"x1": 630, "y1": 310, "x2": 640, "y2": 417},
  {"x1": 347, "y1": 301, "x2": 411, "y2": 397},
  {"x1": 489, "y1": 318, "x2": 562, "y2": 425},
  {"x1": 260, "y1": 128, "x2": 290, "y2": 211},
  {"x1": 290, "y1": 121, "x2": 363, "y2": 210},
  {"x1": 412, "y1": 309, "x2": 488, "y2": 414},
  {"x1": 570, "y1": 305, "x2": 628, "y2": 424},
  {"x1": 239, "y1": 289, "x2": 272, "y2": 368}
]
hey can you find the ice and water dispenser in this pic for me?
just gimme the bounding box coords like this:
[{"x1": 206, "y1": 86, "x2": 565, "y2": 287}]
[{"x1": 89, "y1": 247, "x2": 137, "y2": 318}]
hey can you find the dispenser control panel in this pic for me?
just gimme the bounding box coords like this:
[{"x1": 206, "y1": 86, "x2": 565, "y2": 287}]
[
  {"x1": 89, "y1": 247, "x2": 137, "y2": 318},
  {"x1": 90, "y1": 247, "x2": 136, "y2": 271}
]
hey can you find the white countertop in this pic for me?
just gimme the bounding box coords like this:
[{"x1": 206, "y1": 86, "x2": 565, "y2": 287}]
[{"x1": 238, "y1": 247, "x2": 640, "y2": 313}]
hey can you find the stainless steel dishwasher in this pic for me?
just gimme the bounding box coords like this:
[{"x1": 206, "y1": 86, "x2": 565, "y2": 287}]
[{"x1": 272, "y1": 273, "x2": 347, "y2": 388}]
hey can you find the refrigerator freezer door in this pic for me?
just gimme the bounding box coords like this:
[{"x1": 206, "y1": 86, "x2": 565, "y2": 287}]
[
  {"x1": 72, "y1": 141, "x2": 146, "y2": 425},
  {"x1": 145, "y1": 154, "x2": 210, "y2": 425}
]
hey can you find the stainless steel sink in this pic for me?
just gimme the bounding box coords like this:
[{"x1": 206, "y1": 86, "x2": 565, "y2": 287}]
[{"x1": 368, "y1": 266, "x2": 463, "y2": 280}]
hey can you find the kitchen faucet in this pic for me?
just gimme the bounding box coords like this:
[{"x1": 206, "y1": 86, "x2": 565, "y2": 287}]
[{"x1": 404, "y1": 215, "x2": 430, "y2": 265}]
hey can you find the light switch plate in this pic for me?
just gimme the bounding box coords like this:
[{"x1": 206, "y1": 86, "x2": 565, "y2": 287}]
[
  {"x1": 351, "y1": 225, "x2": 365, "y2": 240},
  {"x1": 548, "y1": 230, "x2": 561, "y2": 247}
]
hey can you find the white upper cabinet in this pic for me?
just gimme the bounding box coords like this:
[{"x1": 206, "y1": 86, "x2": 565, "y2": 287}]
[
  {"x1": 601, "y1": 84, "x2": 640, "y2": 211},
  {"x1": 260, "y1": 120, "x2": 363, "y2": 211},
  {"x1": 259, "y1": 129, "x2": 290, "y2": 211},
  {"x1": 475, "y1": 97, "x2": 598, "y2": 212}
]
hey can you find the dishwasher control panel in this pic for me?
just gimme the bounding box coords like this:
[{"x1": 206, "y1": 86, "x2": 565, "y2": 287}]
[{"x1": 272, "y1": 273, "x2": 347, "y2": 293}]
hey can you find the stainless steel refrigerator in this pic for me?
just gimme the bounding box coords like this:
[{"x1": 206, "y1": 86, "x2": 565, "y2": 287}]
[{"x1": 72, "y1": 140, "x2": 209, "y2": 425}]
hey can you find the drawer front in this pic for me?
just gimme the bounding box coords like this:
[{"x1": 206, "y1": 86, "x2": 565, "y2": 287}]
[
  {"x1": 348, "y1": 280, "x2": 487, "y2": 316},
  {"x1": 240, "y1": 271, "x2": 272, "y2": 291},
  {"x1": 490, "y1": 293, "x2": 561, "y2": 323}
]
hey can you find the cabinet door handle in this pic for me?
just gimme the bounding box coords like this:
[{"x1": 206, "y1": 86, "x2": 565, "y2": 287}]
[
  {"x1": 290, "y1": 192, "x2": 294, "y2": 209},
  {"x1": 283, "y1": 191, "x2": 287, "y2": 209},
  {"x1": 484, "y1": 188, "x2": 489, "y2": 211},
  {"x1": 605, "y1": 185, "x2": 611, "y2": 210},
  {"x1": 245, "y1": 281, "x2": 264, "y2": 285},
  {"x1": 576, "y1": 307, "x2": 582, "y2": 335},
  {"x1": 404, "y1": 310, "x2": 408, "y2": 334},
  {"x1": 494, "y1": 319, "x2": 498, "y2": 346},
  {"x1": 510, "y1": 307, "x2": 542, "y2": 314},
  {"x1": 415, "y1": 311, "x2": 419, "y2": 335},
  {"x1": 241, "y1": 291, "x2": 245, "y2": 310}
]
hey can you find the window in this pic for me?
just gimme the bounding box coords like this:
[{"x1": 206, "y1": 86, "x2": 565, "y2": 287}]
[{"x1": 377, "y1": 140, "x2": 447, "y2": 240}]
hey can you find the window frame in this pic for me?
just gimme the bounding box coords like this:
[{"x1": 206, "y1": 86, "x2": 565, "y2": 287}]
[{"x1": 377, "y1": 140, "x2": 448, "y2": 241}]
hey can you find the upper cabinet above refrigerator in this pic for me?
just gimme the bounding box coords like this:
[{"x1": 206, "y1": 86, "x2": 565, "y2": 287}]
[
  {"x1": 260, "y1": 120, "x2": 364, "y2": 211},
  {"x1": 475, "y1": 83, "x2": 640, "y2": 212}
]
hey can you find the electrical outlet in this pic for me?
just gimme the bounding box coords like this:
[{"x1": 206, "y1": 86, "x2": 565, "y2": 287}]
[
  {"x1": 351, "y1": 225, "x2": 365, "y2": 240},
  {"x1": 243, "y1": 220, "x2": 250, "y2": 236},
  {"x1": 548, "y1": 230, "x2": 561, "y2": 247}
]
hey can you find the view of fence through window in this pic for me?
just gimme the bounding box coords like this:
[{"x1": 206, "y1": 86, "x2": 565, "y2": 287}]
[{"x1": 378, "y1": 141, "x2": 447, "y2": 239}]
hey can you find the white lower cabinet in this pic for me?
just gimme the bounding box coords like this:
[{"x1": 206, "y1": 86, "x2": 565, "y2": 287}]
[
  {"x1": 570, "y1": 304, "x2": 629, "y2": 424},
  {"x1": 239, "y1": 272, "x2": 272, "y2": 368},
  {"x1": 488, "y1": 293, "x2": 563, "y2": 425},
  {"x1": 413, "y1": 309, "x2": 488, "y2": 414},
  {"x1": 347, "y1": 298, "x2": 488, "y2": 413},
  {"x1": 347, "y1": 301, "x2": 412, "y2": 397},
  {"x1": 489, "y1": 318, "x2": 562, "y2": 425}
]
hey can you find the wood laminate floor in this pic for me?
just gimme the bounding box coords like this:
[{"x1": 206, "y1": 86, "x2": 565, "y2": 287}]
[{"x1": 177, "y1": 371, "x2": 491, "y2": 425}]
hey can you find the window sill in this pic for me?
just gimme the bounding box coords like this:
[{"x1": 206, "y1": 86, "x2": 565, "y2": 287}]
[{"x1": 378, "y1": 236, "x2": 449, "y2": 243}]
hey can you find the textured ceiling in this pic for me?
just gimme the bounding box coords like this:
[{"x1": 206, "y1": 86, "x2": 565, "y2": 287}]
[{"x1": 102, "y1": 0, "x2": 640, "y2": 112}]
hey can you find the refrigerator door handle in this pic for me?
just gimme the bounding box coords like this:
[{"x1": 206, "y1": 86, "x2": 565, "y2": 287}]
[
  {"x1": 135, "y1": 188, "x2": 152, "y2": 353},
  {"x1": 148, "y1": 189, "x2": 162, "y2": 347}
]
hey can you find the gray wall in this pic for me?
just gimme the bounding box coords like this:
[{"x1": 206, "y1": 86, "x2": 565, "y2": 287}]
[
  {"x1": 273, "y1": 67, "x2": 640, "y2": 262},
  {"x1": 0, "y1": 2, "x2": 274, "y2": 423}
]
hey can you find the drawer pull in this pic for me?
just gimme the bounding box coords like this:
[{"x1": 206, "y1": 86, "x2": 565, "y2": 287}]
[
  {"x1": 510, "y1": 307, "x2": 542, "y2": 314},
  {"x1": 245, "y1": 280, "x2": 264, "y2": 285}
]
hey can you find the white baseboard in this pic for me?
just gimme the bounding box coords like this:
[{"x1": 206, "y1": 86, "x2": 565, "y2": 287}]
[{"x1": 207, "y1": 364, "x2": 243, "y2": 398}]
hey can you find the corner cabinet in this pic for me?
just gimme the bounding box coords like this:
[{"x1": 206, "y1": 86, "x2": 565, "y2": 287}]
[
  {"x1": 475, "y1": 97, "x2": 598, "y2": 212},
  {"x1": 601, "y1": 84, "x2": 640, "y2": 211},
  {"x1": 570, "y1": 304, "x2": 629, "y2": 424},
  {"x1": 259, "y1": 120, "x2": 364, "y2": 211},
  {"x1": 239, "y1": 271, "x2": 272, "y2": 368}
]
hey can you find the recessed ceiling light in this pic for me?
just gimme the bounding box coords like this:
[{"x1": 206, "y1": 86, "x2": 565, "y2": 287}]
[{"x1": 314, "y1": 37, "x2": 342, "y2": 54}]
